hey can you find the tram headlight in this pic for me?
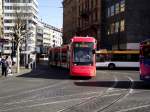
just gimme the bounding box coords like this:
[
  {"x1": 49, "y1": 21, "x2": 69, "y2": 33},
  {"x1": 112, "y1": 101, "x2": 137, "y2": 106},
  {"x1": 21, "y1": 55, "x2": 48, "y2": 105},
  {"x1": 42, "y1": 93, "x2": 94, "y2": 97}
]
[{"x1": 90, "y1": 70, "x2": 94, "y2": 75}]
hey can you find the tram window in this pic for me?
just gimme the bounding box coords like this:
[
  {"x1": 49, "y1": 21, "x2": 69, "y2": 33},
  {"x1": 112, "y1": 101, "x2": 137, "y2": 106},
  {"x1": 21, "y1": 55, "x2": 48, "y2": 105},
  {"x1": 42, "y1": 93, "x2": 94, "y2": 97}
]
[
  {"x1": 62, "y1": 53, "x2": 67, "y2": 62},
  {"x1": 96, "y1": 55, "x2": 105, "y2": 62},
  {"x1": 127, "y1": 54, "x2": 139, "y2": 62}
]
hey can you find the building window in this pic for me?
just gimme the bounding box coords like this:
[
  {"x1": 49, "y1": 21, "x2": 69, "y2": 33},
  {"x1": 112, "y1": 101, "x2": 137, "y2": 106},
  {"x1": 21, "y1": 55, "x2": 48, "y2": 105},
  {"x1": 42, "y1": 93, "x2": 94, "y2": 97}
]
[
  {"x1": 95, "y1": 11, "x2": 98, "y2": 21},
  {"x1": 120, "y1": 20, "x2": 125, "y2": 31},
  {"x1": 115, "y1": 22, "x2": 119, "y2": 33},
  {"x1": 107, "y1": 8, "x2": 110, "y2": 17},
  {"x1": 91, "y1": 0, "x2": 93, "y2": 8},
  {"x1": 120, "y1": 0, "x2": 125, "y2": 12},
  {"x1": 107, "y1": 26, "x2": 110, "y2": 35},
  {"x1": 115, "y1": 3, "x2": 120, "y2": 14},
  {"x1": 111, "y1": 23, "x2": 115, "y2": 34},
  {"x1": 110, "y1": 5, "x2": 115, "y2": 16}
]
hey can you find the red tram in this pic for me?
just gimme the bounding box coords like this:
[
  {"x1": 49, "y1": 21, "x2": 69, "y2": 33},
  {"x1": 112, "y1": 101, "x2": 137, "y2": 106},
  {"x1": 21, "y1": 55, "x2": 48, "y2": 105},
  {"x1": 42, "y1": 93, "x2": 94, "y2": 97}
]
[{"x1": 48, "y1": 36, "x2": 97, "y2": 77}]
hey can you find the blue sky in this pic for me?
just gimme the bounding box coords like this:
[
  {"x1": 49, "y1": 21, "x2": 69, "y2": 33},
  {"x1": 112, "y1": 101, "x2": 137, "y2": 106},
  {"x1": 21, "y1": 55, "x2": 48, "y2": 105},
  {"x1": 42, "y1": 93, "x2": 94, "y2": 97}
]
[{"x1": 38, "y1": 0, "x2": 63, "y2": 28}]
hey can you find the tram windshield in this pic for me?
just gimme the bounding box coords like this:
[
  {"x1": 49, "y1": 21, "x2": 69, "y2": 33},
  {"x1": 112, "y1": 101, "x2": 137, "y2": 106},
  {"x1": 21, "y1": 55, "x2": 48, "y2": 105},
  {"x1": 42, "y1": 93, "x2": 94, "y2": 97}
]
[{"x1": 73, "y1": 42, "x2": 94, "y2": 65}]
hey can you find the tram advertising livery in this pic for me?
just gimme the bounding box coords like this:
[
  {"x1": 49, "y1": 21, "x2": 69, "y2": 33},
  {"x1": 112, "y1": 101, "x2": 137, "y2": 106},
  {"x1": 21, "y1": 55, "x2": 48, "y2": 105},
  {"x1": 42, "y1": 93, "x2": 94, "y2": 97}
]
[
  {"x1": 140, "y1": 39, "x2": 150, "y2": 80},
  {"x1": 48, "y1": 36, "x2": 97, "y2": 77}
]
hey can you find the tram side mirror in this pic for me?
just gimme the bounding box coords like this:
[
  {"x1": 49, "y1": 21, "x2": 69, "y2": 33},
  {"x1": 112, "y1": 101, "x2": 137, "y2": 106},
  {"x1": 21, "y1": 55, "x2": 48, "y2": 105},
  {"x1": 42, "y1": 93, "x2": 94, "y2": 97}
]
[{"x1": 92, "y1": 49, "x2": 96, "y2": 54}]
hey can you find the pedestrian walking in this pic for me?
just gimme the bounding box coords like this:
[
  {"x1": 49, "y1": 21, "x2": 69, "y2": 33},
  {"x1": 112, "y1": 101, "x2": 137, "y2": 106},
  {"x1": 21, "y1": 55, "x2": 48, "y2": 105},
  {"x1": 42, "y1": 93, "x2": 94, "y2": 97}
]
[
  {"x1": 0, "y1": 56, "x2": 8, "y2": 77},
  {"x1": 6, "y1": 56, "x2": 12, "y2": 76}
]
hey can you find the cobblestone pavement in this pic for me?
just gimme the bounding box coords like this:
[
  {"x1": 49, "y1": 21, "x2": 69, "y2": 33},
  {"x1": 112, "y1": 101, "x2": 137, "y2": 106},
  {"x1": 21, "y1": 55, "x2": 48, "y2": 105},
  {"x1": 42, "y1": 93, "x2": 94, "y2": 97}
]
[{"x1": 0, "y1": 63, "x2": 150, "y2": 112}]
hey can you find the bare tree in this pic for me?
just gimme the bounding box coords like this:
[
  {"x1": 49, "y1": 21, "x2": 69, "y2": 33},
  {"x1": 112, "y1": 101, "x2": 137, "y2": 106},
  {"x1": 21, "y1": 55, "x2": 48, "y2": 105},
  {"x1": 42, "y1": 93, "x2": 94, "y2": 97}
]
[{"x1": 12, "y1": 9, "x2": 31, "y2": 73}]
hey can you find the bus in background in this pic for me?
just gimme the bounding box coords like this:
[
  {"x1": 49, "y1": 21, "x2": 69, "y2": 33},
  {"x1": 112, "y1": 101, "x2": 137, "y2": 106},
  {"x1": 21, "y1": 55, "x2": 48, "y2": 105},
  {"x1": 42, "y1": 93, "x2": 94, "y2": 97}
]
[
  {"x1": 96, "y1": 49, "x2": 139, "y2": 69},
  {"x1": 48, "y1": 36, "x2": 97, "y2": 77},
  {"x1": 140, "y1": 39, "x2": 150, "y2": 80}
]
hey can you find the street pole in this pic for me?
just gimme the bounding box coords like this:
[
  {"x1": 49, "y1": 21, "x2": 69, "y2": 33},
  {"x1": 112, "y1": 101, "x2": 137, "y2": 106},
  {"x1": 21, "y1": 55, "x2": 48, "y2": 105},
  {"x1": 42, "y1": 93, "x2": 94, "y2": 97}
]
[
  {"x1": 118, "y1": 27, "x2": 121, "y2": 50},
  {"x1": 25, "y1": 33, "x2": 28, "y2": 66},
  {"x1": 35, "y1": 53, "x2": 36, "y2": 69}
]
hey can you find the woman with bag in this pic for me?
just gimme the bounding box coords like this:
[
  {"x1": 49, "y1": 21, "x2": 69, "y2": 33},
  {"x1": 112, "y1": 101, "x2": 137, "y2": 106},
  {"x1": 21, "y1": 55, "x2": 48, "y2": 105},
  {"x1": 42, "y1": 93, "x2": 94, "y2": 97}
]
[
  {"x1": 1, "y1": 55, "x2": 8, "y2": 77},
  {"x1": 6, "y1": 56, "x2": 12, "y2": 76}
]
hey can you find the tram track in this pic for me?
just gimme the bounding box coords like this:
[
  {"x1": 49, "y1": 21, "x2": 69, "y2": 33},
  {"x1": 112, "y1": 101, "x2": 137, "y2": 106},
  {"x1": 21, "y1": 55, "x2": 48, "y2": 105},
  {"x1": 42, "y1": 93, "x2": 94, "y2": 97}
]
[
  {"x1": 0, "y1": 80, "x2": 70, "y2": 104},
  {"x1": 0, "y1": 75, "x2": 109, "y2": 108},
  {"x1": 57, "y1": 75, "x2": 119, "y2": 112},
  {"x1": 56, "y1": 75, "x2": 134, "y2": 112},
  {"x1": 96, "y1": 76, "x2": 134, "y2": 112},
  {"x1": 0, "y1": 73, "x2": 102, "y2": 105},
  {"x1": 0, "y1": 76, "x2": 112, "y2": 107}
]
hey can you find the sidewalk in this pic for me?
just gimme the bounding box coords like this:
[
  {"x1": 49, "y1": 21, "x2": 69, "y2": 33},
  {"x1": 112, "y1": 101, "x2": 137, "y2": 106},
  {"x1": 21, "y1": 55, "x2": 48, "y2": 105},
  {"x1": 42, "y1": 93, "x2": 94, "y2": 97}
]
[
  {"x1": 0, "y1": 66, "x2": 32, "y2": 77},
  {"x1": 0, "y1": 61, "x2": 47, "y2": 77}
]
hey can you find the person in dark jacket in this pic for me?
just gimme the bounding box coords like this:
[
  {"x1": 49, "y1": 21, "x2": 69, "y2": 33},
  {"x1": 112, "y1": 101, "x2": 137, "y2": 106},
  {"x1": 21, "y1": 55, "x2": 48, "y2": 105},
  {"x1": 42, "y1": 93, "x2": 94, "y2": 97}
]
[{"x1": 1, "y1": 56, "x2": 8, "y2": 77}]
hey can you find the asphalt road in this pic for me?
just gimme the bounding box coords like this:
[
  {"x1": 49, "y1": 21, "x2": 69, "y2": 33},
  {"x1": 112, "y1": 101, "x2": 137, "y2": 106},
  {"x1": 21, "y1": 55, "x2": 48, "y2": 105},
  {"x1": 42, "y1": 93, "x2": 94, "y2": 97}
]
[{"x1": 0, "y1": 64, "x2": 150, "y2": 112}]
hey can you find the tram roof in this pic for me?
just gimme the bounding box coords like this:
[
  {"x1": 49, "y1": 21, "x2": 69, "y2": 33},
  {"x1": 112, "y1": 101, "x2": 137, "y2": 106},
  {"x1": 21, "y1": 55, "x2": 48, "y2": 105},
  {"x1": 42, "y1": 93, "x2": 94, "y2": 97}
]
[
  {"x1": 48, "y1": 45, "x2": 69, "y2": 52},
  {"x1": 71, "y1": 36, "x2": 96, "y2": 43}
]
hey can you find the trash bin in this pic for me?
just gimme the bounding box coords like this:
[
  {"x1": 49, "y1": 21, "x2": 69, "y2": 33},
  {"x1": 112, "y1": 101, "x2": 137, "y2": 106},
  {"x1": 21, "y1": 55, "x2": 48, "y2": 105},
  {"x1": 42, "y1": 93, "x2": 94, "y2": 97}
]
[{"x1": 25, "y1": 63, "x2": 31, "y2": 69}]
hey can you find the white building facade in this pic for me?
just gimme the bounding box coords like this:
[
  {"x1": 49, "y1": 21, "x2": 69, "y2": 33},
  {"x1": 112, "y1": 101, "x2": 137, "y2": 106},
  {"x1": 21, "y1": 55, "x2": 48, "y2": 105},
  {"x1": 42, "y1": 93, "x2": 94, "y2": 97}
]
[
  {"x1": 36, "y1": 21, "x2": 44, "y2": 54},
  {"x1": 0, "y1": 0, "x2": 3, "y2": 38},
  {"x1": 3, "y1": 0, "x2": 38, "y2": 57},
  {"x1": 41, "y1": 22, "x2": 63, "y2": 54}
]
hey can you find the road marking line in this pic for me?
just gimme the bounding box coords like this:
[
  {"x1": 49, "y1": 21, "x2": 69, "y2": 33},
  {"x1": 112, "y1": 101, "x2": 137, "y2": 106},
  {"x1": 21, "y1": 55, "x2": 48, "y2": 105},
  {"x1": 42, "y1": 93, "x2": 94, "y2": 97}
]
[
  {"x1": 107, "y1": 76, "x2": 118, "y2": 91},
  {"x1": 133, "y1": 90, "x2": 150, "y2": 94},
  {"x1": 126, "y1": 76, "x2": 134, "y2": 94},
  {"x1": 102, "y1": 93, "x2": 121, "y2": 97},
  {"x1": 116, "y1": 104, "x2": 150, "y2": 112},
  {"x1": 118, "y1": 76, "x2": 134, "y2": 103},
  {"x1": 113, "y1": 71, "x2": 139, "y2": 74}
]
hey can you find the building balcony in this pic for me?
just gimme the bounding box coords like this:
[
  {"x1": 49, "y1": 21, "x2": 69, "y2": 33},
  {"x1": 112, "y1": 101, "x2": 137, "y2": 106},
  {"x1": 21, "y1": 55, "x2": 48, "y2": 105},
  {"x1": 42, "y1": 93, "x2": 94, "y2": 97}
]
[
  {"x1": 4, "y1": 30, "x2": 13, "y2": 34},
  {"x1": 36, "y1": 42, "x2": 42, "y2": 46},
  {"x1": 3, "y1": 50, "x2": 12, "y2": 54},
  {"x1": 4, "y1": 23, "x2": 15, "y2": 26},
  {"x1": 30, "y1": 3, "x2": 39, "y2": 12},
  {"x1": 37, "y1": 36, "x2": 43, "y2": 40}
]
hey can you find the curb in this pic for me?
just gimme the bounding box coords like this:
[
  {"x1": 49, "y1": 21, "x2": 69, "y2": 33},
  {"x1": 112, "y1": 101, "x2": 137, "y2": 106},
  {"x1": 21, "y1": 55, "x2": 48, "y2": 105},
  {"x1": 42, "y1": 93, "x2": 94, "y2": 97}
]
[{"x1": 13, "y1": 68, "x2": 32, "y2": 77}]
